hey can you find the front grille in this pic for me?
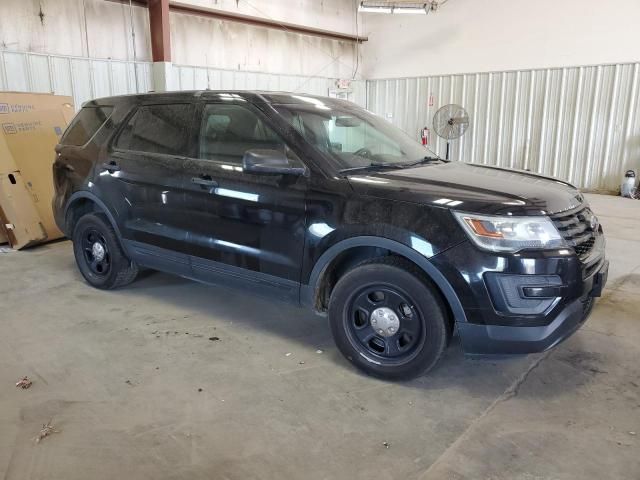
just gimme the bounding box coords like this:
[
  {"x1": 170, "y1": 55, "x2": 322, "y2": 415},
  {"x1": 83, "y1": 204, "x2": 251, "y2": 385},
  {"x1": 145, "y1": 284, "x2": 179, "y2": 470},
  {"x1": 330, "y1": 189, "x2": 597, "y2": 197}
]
[
  {"x1": 574, "y1": 236, "x2": 595, "y2": 257},
  {"x1": 551, "y1": 207, "x2": 597, "y2": 260}
]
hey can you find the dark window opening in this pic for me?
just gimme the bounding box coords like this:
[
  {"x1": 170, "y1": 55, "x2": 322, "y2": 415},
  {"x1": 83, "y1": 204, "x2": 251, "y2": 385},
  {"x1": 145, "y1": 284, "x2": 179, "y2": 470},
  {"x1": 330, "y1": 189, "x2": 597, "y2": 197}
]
[
  {"x1": 116, "y1": 104, "x2": 192, "y2": 156},
  {"x1": 61, "y1": 106, "x2": 113, "y2": 146},
  {"x1": 199, "y1": 103, "x2": 289, "y2": 164}
]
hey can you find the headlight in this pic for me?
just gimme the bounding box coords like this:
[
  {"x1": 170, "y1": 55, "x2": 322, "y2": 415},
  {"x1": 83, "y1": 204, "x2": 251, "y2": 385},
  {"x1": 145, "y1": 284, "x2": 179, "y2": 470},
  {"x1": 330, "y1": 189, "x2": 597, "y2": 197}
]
[{"x1": 453, "y1": 212, "x2": 567, "y2": 253}]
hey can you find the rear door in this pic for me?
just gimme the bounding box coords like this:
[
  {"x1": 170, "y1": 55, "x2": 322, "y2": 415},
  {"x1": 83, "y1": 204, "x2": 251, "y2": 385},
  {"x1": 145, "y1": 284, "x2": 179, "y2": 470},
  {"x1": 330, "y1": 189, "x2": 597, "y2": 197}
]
[
  {"x1": 96, "y1": 102, "x2": 195, "y2": 275},
  {"x1": 181, "y1": 100, "x2": 309, "y2": 300}
]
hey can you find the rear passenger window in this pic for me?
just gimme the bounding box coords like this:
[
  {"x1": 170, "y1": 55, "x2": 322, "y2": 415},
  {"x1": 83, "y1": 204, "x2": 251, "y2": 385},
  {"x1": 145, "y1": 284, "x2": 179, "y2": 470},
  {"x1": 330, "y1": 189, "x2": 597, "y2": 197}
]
[
  {"x1": 199, "y1": 103, "x2": 286, "y2": 163},
  {"x1": 116, "y1": 104, "x2": 192, "y2": 156},
  {"x1": 61, "y1": 106, "x2": 113, "y2": 146}
]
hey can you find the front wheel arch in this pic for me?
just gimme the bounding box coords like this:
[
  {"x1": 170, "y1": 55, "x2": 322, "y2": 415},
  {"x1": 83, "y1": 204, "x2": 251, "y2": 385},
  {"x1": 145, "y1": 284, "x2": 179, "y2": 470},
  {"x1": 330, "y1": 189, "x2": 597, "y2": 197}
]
[{"x1": 304, "y1": 236, "x2": 467, "y2": 325}]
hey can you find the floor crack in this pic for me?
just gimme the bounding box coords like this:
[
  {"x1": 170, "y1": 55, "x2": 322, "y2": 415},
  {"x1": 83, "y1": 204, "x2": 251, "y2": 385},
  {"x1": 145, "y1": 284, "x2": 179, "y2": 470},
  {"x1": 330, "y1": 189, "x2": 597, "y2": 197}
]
[{"x1": 418, "y1": 350, "x2": 552, "y2": 479}]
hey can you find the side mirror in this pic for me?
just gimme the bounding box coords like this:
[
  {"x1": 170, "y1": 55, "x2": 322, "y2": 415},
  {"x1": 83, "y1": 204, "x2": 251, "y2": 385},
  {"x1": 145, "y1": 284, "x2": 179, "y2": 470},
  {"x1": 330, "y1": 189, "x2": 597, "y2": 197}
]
[{"x1": 242, "y1": 149, "x2": 307, "y2": 176}]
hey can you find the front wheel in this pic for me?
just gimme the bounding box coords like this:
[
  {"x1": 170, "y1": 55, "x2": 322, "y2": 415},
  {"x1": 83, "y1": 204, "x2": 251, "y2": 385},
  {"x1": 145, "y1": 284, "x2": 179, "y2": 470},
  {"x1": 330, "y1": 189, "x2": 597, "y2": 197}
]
[{"x1": 328, "y1": 257, "x2": 450, "y2": 380}]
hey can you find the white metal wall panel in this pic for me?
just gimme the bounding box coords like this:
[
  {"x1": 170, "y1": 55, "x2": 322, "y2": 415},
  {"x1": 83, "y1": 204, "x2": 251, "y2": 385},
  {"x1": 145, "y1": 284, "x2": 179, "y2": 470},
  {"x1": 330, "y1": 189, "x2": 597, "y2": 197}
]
[
  {"x1": 69, "y1": 59, "x2": 93, "y2": 107},
  {"x1": 366, "y1": 63, "x2": 640, "y2": 192},
  {"x1": 2, "y1": 50, "x2": 365, "y2": 118},
  {"x1": 173, "y1": 63, "x2": 366, "y2": 105},
  {"x1": 27, "y1": 55, "x2": 52, "y2": 93},
  {"x1": 110, "y1": 62, "x2": 130, "y2": 96},
  {"x1": 3, "y1": 52, "x2": 29, "y2": 92},
  {"x1": 0, "y1": 51, "x2": 152, "y2": 110},
  {"x1": 50, "y1": 56, "x2": 73, "y2": 97},
  {"x1": 91, "y1": 60, "x2": 111, "y2": 99}
]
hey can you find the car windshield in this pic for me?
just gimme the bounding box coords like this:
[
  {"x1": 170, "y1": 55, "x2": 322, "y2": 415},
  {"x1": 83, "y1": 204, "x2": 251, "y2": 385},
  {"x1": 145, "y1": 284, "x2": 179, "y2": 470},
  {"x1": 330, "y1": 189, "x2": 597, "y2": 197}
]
[{"x1": 274, "y1": 98, "x2": 441, "y2": 173}]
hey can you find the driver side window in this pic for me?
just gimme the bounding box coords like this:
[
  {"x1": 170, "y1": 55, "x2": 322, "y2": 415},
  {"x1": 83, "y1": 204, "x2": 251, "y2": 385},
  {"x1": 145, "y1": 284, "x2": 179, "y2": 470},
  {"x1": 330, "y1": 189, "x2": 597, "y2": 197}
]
[{"x1": 199, "y1": 103, "x2": 286, "y2": 164}]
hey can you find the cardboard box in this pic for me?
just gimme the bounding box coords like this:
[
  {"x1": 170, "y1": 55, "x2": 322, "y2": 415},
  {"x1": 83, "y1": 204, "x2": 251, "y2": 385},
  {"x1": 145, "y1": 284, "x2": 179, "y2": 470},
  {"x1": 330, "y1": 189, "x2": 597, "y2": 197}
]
[
  {"x1": 0, "y1": 92, "x2": 74, "y2": 249},
  {"x1": 0, "y1": 171, "x2": 48, "y2": 249}
]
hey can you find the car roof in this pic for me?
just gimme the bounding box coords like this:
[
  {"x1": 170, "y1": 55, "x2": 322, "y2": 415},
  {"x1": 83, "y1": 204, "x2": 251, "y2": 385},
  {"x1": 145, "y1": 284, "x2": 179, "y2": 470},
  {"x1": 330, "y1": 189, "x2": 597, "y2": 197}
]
[{"x1": 83, "y1": 90, "x2": 354, "y2": 108}]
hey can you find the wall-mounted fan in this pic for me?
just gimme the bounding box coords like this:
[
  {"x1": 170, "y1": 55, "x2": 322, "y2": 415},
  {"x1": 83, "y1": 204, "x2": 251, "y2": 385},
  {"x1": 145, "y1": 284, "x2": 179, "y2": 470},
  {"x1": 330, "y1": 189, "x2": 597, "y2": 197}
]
[{"x1": 433, "y1": 104, "x2": 470, "y2": 160}]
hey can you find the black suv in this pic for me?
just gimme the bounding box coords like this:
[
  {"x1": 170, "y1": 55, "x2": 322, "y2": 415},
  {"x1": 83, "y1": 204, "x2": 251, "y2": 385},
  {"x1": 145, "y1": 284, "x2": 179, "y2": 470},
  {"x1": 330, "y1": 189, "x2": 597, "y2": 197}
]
[{"x1": 53, "y1": 91, "x2": 608, "y2": 380}]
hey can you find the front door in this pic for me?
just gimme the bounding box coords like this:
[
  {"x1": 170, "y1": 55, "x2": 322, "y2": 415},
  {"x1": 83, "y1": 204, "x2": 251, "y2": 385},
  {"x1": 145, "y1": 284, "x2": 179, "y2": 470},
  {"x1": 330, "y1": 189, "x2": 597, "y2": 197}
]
[
  {"x1": 181, "y1": 100, "x2": 308, "y2": 301},
  {"x1": 97, "y1": 102, "x2": 195, "y2": 275}
]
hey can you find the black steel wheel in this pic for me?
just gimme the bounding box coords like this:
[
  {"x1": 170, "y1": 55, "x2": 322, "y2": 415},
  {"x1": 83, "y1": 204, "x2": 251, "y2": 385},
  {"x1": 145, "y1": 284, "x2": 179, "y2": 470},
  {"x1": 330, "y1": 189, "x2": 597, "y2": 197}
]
[
  {"x1": 72, "y1": 213, "x2": 138, "y2": 290},
  {"x1": 347, "y1": 285, "x2": 425, "y2": 363},
  {"x1": 81, "y1": 228, "x2": 111, "y2": 276},
  {"x1": 329, "y1": 256, "x2": 450, "y2": 380}
]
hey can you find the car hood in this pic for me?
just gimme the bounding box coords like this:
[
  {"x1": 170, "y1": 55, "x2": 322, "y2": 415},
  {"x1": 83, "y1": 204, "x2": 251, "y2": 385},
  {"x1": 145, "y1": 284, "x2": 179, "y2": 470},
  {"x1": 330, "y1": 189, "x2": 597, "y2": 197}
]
[{"x1": 347, "y1": 162, "x2": 585, "y2": 216}]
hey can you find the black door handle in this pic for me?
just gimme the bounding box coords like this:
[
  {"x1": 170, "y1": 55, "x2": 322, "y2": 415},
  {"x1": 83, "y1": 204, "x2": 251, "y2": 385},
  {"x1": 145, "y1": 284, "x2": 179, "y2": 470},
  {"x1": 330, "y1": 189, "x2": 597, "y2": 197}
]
[
  {"x1": 191, "y1": 176, "x2": 218, "y2": 189},
  {"x1": 101, "y1": 161, "x2": 121, "y2": 172}
]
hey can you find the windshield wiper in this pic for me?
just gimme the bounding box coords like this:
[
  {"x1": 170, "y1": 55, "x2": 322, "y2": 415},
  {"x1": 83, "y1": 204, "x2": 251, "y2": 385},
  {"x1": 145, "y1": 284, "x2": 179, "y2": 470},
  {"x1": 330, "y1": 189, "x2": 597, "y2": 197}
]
[
  {"x1": 401, "y1": 156, "x2": 446, "y2": 167},
  {"x1": 338, "y1": 162, "x2": 407, "y2": 174}
]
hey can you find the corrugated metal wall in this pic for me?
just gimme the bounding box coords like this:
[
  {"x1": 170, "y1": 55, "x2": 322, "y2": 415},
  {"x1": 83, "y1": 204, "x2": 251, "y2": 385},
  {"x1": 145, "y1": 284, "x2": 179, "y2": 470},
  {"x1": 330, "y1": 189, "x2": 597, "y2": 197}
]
[
  {"x1": 0, "y1": 51, "x2": 153, "y2": 110},
  {"x1": 172, "y1": 63, "x2": 367, "y2": 106},
  {"x1": 0, "y1": 50, "x2": 366, "y2": 113},
  {"x1": 367, "y1": 63, "x2": 640, "y2": 191}
]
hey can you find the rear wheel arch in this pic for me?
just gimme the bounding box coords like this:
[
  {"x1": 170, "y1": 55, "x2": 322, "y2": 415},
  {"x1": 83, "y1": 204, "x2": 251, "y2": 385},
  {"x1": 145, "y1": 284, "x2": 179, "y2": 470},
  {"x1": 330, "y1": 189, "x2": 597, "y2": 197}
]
[
  {"x1": 305, "y1": 236, "x2": 467, "y2": 326},
  {"x1": 64, "y1": 192, "x2": 124, "y2": 248}
]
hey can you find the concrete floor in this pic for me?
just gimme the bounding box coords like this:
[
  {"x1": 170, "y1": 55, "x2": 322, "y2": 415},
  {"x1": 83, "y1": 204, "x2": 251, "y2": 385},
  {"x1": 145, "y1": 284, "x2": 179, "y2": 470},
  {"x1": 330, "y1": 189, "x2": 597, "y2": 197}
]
[{"x1": 1, "y1": 193, "x2": 639, "y2": 480}]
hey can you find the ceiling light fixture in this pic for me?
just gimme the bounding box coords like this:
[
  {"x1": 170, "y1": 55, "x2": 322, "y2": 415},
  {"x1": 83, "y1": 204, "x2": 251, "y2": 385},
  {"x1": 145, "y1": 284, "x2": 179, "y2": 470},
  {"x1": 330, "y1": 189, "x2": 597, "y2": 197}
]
[
  {"x1": 358, "y1": 1, "x2": 441, "y2": 14},
  {"x1": 393, "y1": 7, "x2": 428, "y2": 14},
  {"x1": 358, "y1": 5, "x2": 393, "y2": 13}
]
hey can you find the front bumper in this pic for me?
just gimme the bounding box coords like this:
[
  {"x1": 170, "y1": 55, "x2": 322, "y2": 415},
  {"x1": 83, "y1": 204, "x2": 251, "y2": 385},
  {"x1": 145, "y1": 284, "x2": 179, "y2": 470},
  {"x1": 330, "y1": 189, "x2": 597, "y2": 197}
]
[
  {"x1": 457, "y1": 259, "x2": 607, "y2": 354},
  {"x1": 430, "y1": 232, "x2": 607, "y2": 355}
]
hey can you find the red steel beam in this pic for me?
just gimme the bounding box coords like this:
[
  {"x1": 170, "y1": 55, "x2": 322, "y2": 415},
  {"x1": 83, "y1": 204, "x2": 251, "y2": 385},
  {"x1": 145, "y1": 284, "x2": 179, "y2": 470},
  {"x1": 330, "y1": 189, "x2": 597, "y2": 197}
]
[
  {"x1": 105, "y1": 0, "x2": 367, "y2": 44},
  {"x1": 148, "y1": 0, "x2": 171, "y2": 62},
  {"x1": 169, "y1": 2, "x2": 368, "y2": 43}
]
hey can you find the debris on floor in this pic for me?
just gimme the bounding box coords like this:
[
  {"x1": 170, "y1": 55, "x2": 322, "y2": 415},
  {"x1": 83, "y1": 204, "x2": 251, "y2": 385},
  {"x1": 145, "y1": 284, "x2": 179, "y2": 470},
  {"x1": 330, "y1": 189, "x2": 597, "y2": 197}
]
[
  {"x1": 15, "y1": 376, "x2": 33, "y2": 389},
  {"x1": 34, "y1": 421, "x2": 60, "y2": 443},
  {"x1": 316, "y1": 349, "x2": 323, "y2": 354},
  {"x1": 285, "y1": 352, "x2": 292, "y2": 357},
  {"x1": 299, "y1": 361, "x2": 305, "y2": 365},
  {"x1": 383, "y1": 441, "x2": 390, "y2": 449},
  {"x1": 209, "y1": 336, "x2": 220, "y2": 341}
]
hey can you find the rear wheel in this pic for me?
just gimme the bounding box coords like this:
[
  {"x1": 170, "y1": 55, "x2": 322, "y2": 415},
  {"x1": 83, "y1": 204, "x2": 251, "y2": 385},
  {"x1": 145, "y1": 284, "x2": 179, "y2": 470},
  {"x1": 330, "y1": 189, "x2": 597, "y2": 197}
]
[
  {"x1": 328, "y1": 257, "x2": 449, "y2": 380},
  {"x1": 72, "y1": 213, "x2": 138, "y2": 289}
]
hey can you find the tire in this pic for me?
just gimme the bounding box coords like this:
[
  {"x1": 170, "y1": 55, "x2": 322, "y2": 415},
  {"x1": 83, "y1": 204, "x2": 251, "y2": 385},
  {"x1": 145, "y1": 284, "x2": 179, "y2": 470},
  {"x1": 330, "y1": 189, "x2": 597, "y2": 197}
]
[
  {"x1": 72, "y1": 213, "x2": 138, "y2": 290},
  {"x1": 328, "y1": 256, "x2": 450, "y2": 380}
]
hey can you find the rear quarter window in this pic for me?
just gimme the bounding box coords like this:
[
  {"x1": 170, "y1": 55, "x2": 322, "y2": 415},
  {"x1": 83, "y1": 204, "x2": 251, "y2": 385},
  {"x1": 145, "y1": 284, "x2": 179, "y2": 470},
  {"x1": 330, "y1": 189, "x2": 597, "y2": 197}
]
[
  {"x1": 61, "y1": 106, "x2": 113, "y2": 146},
  {"x1": 115, "y1": 104, "x2": 192, "y2": 156}
]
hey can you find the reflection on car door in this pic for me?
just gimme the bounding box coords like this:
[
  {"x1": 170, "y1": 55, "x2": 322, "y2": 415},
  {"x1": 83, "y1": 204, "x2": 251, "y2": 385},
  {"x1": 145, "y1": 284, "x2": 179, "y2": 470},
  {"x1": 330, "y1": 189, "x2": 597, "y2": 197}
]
[
  {"x1": 181, "y1": 101, "x2": 308, "y2": 301},
  {"x1": 98, "y1": 102, "x2": 195, "y2": 275}
]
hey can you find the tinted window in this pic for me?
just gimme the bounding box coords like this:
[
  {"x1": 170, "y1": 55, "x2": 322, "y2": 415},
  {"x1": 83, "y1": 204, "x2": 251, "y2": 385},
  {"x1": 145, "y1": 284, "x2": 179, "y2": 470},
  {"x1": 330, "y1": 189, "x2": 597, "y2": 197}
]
[
  {"x1": 199, "y1": 104, "x2": 286, "y2": 164},
  {"x1": 276, "y1": 99, "x2": 438, "y2": 171},
  {"x1": 116, "y1": 104, "x2": 192, "y2": 156},
  {"x1": 61, "y1": 106, "x2": 113, "y2": 146}
]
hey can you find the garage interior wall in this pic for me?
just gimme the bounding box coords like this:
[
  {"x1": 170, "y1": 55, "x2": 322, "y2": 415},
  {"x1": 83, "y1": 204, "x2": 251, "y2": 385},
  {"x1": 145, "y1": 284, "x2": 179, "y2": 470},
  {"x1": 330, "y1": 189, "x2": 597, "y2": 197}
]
[
  {"x1": 361, "y1": 0, "x2": 640, "y2": 192},
  {"x1": 1, "y1": 0, "x2": 639, "y2": 192},
  {"x1": 367, "y1": 63, "x2": 640, "y2": 192},
  {"x1": 0, "y1": 0, "x2": 364, "y2": 107}
]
